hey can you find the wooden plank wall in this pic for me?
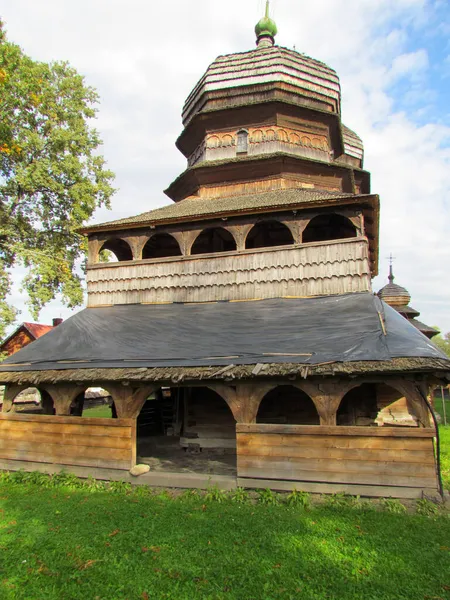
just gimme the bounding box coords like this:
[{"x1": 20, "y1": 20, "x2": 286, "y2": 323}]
[
  {"x1": 236, "y1": 424, "x2": 438, "y2": 496},
  {"x1": 87, "y1": 238, "x2": 371, "y2": 306},
  {"x1": 0, "y1": 413, "x2": 135, "y2": 471}
]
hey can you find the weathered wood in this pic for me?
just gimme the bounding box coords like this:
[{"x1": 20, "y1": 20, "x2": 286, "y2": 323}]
[
  {"x1": 2, "y1": 384, "x2": 29, "y2": 412},
  {"x1": 236, "y1": 432, "x2": 432, "y2": 450},
  {"x1": 0, "y1": 413, "x2": 133, "y2": 426},
  {"x1": 86, "y1": 238, "x2": 371, "y2": 306},
  {"x1": 236, "y1": 423, "x2": 438, "y2": 492},
  {"x1": 0, "y1": 420, "x2": 132, "y2": 438},
  {"x1": 236, "y1": 441, "x2": 434, "y2": 464},
  {"x1": 237, "y1": 455, "x2": 436, "y2": 478},
  {"x1": 0, "y1": 439, "x2": 131, "y2": 462},
  {"x1": 0, "y1": 413, "x2": 134, "y2": 470},
  {"x1": 236, "y1": 478, "x2": 438, "y2": 500},
  {"x1": 0, "y1": 429, "x2": 132, "y2": 449},
  {"x1": 236, "y1": 423, "x2": 436, "y2": 437},
  {"x1": 107, "y1": 384, "x2": 157, "y2": 419},
  {"x1": 237, "y1": 462, "x2": 436, "y2": 488}
]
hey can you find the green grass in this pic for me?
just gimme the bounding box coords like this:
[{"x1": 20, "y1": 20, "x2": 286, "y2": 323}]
[
  {"x1": 440, "y1": 425, "x2": 450, "y2": 491},
  {"x1": 82, "y1": 405, "x2": 112, "y2": 418},
  {"x1": 0, "y1": 477, "x2": 449, "y2": 600}
]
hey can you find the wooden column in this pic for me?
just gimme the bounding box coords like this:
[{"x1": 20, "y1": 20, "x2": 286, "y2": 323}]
[
  {"x1": 207, "y1": 382, "x2": 275, "y2": 423},
  {"x1": 43, "y1": 384, "x2": 85, "y2": 416},
  {"x1": 391, "y1": 380, "x2": 431, "y2": 427},
  {"x1": 1, "y1": 385, "x2": 28, "y2": 413},
  {"x1": 107, "y1": 384, "x2": 158, "y2": 419},
  {"x1": 298, "y1": 381, "x2": 347, "y2": 426}
]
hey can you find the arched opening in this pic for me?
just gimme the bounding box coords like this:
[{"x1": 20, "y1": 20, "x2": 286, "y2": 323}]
[
  {"x1": 191, "y1": 227, "x2": 236, "y2": 255},
  {"x1": 257, "y1": 385, "x2": 320, "y2": 425},
  {"x1": 142, "y1": 233, "x2": 182, "y2": 259},
  {"x1": 237, "y1": 130, "x2": 248, "y2": 154},
  {"x1": 245, "y1": 220, "x2": 294, "y2": 249},
  {"x1": 80, "y1": 388, "x2": 115, "y2": 418},
  {"x1": 99, "y1": 238, "x2": 133, "y2": 262},
  {"x1": 302, "y1": 213, "x2": 357, "y2": 244},
  {"x1": 9, "y1": 387, "x2": 54, "y2": 415},
  {"x1": 136, "y1": 386, "x2": 237, "y2": 476},
  {"x1": 337, "y1": 383, "x2": 419, "y2": 427}
]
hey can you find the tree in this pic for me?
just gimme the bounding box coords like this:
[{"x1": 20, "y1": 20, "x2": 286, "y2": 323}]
[
  {"x1": 433, "y1": 331, "x2": 450, "y2": 357},
  {"x1": 0, "y1": 20, "x2": 115, "y2": 338}
]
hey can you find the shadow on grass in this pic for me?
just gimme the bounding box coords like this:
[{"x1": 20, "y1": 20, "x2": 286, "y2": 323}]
[{"x1": 0, "y1": 482, "x2": 449, "y2": 600}]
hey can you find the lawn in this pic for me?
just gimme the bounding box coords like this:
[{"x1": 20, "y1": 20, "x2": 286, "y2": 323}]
[
  {"x1": 0, "y1": 475, "x2": 449, "y2": 600},
  {"x1": 82, "y1": 405, "x2": 113, "y2": 418}
]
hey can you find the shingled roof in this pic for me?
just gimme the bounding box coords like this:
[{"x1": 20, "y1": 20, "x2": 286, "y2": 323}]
[
  {"x1": 183, "y1": 45, "x2": 341, "y2": 125},
  {"x1": 80, "y1": 188, "x2": 377, "y2": 233}
]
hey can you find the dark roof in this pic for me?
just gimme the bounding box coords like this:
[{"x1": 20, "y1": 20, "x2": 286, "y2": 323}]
[
  {"x1": 80, "y1": 189, "x2": 375, "y2": 233},
  {"x1": 395, "y1": 305, "x2": 420, "y2": 317},
  {"x1": 409, "y1": 318, "x2": 439, "y2": 338},
  {"x1": 0, "y1": 293, "x2": 447, "y2": 376}
]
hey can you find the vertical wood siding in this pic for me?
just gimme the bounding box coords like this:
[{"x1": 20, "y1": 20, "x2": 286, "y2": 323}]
[{"x1": 87, "y1": 238, "x2": 371, "y2": 306}]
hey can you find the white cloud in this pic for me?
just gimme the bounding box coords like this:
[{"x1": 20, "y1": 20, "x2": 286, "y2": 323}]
[{"x1": 1, "y1": 0, "x2": 449, "y2": 335}]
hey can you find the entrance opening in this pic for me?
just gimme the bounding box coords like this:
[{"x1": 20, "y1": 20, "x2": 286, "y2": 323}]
[
  {"x1": 245, "y1": 220, "x2": 294, "y2": 249},
  {"x1": 136, "y1": 386, "x2": 236, "y2": 476},
  {"x1": 191, "y1": 228, "x2": 236, "y2": 255},
  {"x1": 302, "y1": 213, "x2": 357, "y2": 243},
  {"x1": 257, "y1": 385, "x2": 320, "y2": 425}
]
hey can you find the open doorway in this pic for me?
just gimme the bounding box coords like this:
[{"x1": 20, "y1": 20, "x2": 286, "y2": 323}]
[{"x1": 136, "y1": 386, "x2": 237, "y2": 476}]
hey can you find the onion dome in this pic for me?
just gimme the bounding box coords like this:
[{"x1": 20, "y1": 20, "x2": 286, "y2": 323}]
[
  {"x1": 378, "y1": 264, "x2": 411, "y2": 306},
  {"x1": 255, "y1": 1, "x2": 278, "y2": 47}
]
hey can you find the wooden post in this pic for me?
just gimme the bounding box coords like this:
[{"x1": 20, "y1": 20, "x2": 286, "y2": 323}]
[
  {"x1": 107, "y1": 384, "x2": 158, "y2": 419},
  {"x1": 298, "y1": 381, "x2": 344, "y2": 426},
  {"x1": 2, "y1": 385, "x2": 28, "y2": 413},
  {"x1": 43, "y1": 384, "x2": 85, "y2": 416}
]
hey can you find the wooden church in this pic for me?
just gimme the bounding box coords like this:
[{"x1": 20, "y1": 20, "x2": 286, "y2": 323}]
[{"x1": 1, "y1": 4, "x2": 449, "y2": 498}]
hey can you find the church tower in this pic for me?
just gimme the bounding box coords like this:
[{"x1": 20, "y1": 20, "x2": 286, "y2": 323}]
[
  {"x1": 82, "y1": 4, "x2": 378, "y2": 305},
  {"x1": 1, "y1": 4, "x2": 448, "y2": 500}
]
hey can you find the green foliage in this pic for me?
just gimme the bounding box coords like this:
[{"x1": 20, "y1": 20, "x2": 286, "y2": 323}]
[
  {"x1": 107, "y1": 480, "x2": 132, "y2": 494},
  {"x1": 230, "y1": 486, "x2": 250, "y2": 503},
  {"x1": 204, "y1": 484, "x2": 228, "y2": 503},
  {"x1": 433, "y1": 330, "x2": 450, "y2": 357},
  {"x1": 0, "y1": 20, "x2": 115, "y2": 337},
  {"x1": 324, "y1": 492, "x2": 360, "y2": 509},
  {"x1": 257, "y1": 487, "x2": 280, "y2": 505},
  {"x1": 380, "y1": 498, "x2": 407, "y2": 514},
  {"x1": 439, "y1": 425, "x2": 450, "y2": 490},
  {"x1": 416, "y1": 498, "x2": 440, "y2": 516},
  {"x1": 286, "y1": 488, "x2": 311, "y2": 509}
]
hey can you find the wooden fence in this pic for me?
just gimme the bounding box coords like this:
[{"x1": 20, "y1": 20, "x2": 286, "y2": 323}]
[
  {"x1": 236, "y1": 424, "x2": 438, "y2": 498},
  {"x1": 0, "y1": 413, "x2": 135, "y2": 471}
]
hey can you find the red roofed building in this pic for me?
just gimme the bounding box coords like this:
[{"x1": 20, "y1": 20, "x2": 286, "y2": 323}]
[{"x1": 0, "y1": 319, "x2": 62, "y2": 357}]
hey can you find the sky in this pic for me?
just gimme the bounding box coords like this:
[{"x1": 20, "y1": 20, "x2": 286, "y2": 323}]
[{"x1": 1, "y1": 0, "x2": 450, "y2": 334}]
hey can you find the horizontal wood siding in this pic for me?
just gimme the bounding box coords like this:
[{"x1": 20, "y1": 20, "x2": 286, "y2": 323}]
[
  {"x1": 0, "y1": 413, "x2": 135, "y2": 471},
  {"x1": 236, "y1": 424, "x2": 438, "y2": 492},
  {"x1": 87, "y1": 238, "x2": 371, "y2": 306}
]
